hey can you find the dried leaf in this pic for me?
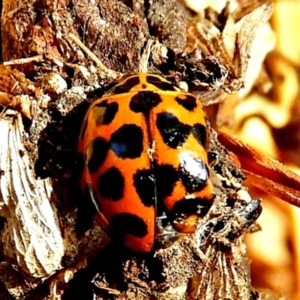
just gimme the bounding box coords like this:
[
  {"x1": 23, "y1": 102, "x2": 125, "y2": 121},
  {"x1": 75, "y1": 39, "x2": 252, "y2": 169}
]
[{"x1": 0, "y1": 114, "x2": 64, "y2": 278}]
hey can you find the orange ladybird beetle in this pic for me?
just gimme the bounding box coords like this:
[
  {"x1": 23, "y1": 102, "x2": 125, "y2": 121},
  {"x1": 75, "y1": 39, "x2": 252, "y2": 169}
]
[
  {"x1": 78, "y1": 73, "x2": 300, "y2": 253},
  {"x1": 78, "y1": 73, "x2": 215, "y2": 252}
]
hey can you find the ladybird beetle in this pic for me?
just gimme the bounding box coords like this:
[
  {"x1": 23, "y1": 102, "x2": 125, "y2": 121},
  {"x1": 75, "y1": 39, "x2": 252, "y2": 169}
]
[{"x1": 78, "y1": 73, "x2": 214, "y2": 252}]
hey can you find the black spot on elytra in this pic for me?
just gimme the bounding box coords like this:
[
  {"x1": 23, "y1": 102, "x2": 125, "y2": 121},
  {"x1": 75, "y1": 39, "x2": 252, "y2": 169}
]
[
  {"x1": 129, "y1": 91, "x2": 162, "y2": 113},
  {"x1": 179, "y1": 155, "x2": 209, "y2": 193},
  {"x1": 98, "y1": 167, "x2": 124, "y2": 200},
  {"x1": 175, "y1": 95, "x2": 197, "y2": 111},
  {"x1": 101, "y1": 102, "x2": 119, "y2": 125},
  {"x1": 156, "y1": 112, "x2": 192, "y2": 148},
  {"x1": 111, "y1": 76, "x2": 140, "y2": 94},
  {"x1": 133, "y1": 169, "x2": 156, "y2": 207},
  {"x1": 192, "y1": 124, "x2": 207, "y2": 147},
  {"x1": 171, "y1": 198, "x2": 213, "y2": 225},
  {"x1": 154, "y1": 164, "x2": 178, "y2": 200},
  {"x1": 110, "y1": 213, "x2": 148, "y2": 239},
  {"x1": 110, "y1": 124, "x2": 143, "y2": 158},
  {"x1": 87, "y1": 137, "x2": 110, "y2": 173},
  {"x1": 146, "y1": 75, "x2": 177, "y2": 91}
]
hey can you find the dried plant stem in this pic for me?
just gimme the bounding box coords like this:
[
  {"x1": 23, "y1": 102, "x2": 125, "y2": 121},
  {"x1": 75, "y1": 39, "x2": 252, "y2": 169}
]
[
  {"x1": 3, "y1": 55, "x2": 43, "y2": 65},
  {"x1": 68, "y1": 33, "x2": 106, "y2": 70}
]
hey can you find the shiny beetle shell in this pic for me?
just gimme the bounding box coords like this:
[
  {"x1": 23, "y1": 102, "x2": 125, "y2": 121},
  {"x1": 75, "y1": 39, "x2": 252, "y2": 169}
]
[{"x1": 78, "y1": 74, "x2": 214, "y2": 252}]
